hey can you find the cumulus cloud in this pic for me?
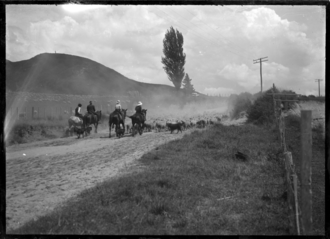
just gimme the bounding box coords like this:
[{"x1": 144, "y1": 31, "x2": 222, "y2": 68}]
[
  {"x1": 218, "y1": 64, "x2": 255, "y2": 86},
  {"x1": 62, "y1": 4, "x2": 107, "y2": 13},
  {"x1": 6, "y1": 5, "x2": 325, "y2": 95}
]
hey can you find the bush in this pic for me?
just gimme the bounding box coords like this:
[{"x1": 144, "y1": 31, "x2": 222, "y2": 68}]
[
  {"x1": 247, "y1": 92, "x2": 275, "y2": 125},
  {"x1": 284, "y1": 114, "x2": 300, "y2": 129},
  {"x1": 247, "y1": 87, "x2": 298, "y2": 126},
  {"x1": 230, "y1": 92, "x2": 253, "y2": 120}
]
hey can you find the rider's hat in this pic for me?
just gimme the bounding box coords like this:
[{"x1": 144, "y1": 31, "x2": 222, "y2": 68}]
[
  {"x1": 137, "y1": 101, "x2": 142, "y2": 106},
  {"x1": 78, "y1": 103, "x2": 82, "y2": 107},
  {"x1": 117, "y1": 100, "x2": 120, "y2": 103}
]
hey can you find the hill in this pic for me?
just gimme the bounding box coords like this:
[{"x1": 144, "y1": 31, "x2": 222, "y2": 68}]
[{"x1": 6, "y1": 53, "x2": 187, "y2": 104}]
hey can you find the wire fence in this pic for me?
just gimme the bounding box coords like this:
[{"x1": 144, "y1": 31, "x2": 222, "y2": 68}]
[{"x1": 273, "y1": 89, "x2": 313, "y2": 235}]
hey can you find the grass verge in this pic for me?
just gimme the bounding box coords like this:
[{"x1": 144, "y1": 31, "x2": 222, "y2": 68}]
[
  {"x1": 284, "y1": 115, "x2": 325, "y2": 235},
  {"x1": 9, "y1": 123, "x2": 290, "y2": 235},
  {"x1": 6, "y1": 119, "x2": 68, "y2": 146}
]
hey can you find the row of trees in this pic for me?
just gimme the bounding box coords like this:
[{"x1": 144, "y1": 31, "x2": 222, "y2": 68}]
[{"x1": 161, "y1": 26, "x2": 195, "y2": 95}]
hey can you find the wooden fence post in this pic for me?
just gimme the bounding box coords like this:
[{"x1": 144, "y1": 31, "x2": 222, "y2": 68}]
[
  {"x1": 272, "y1": 84, "x2": 276, "y2": 120},
  {"x1": 279, "y1": 114, "x2": 287, "y2": 151},
  {"x1": 300, "y1": 110, "x2": 313, "y2": 235},
  {"x1": 284, "y1": 152, "x2": 296, "y2": 234},
  {"x1": 292, "y1": 174, "x2": 301, "y2": 235},
  {"x1": 283, "y1": 115, "x2": 287, "y2": 152}
]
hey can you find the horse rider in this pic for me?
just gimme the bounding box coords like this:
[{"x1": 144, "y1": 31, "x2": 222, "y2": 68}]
[
  {"x1": 75, "y1": 103, "x2": 83, "y2": 121},
  {"x1": 113, "y1": 100, "x2": 123, "y2": 120},
  {"x1": 87, "y1": 101, "x2": 96, "y2": 116},
  {"x1": 134, "y1": 101, "x2": 145, "y2": 121}
]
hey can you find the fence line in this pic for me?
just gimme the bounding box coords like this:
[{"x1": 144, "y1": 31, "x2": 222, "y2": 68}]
[{"x1": 277, "y1": 99, "x2": 312, "y2": 235}]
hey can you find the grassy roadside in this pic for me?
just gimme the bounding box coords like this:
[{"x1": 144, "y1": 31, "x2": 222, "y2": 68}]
[
  {"x1": 9, "y1": 123, "x2": 290, "y2": 235},
  {"x1": 6, "y1": 119, "x2": 68, "y2": 146},
  {"x1": 284, "y1": 115, "x2": 325, "y2": 235}
]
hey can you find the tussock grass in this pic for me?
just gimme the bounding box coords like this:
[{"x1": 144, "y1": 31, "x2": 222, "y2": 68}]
[{"x1": 10, "y1": 123, "x2": 289, "y2": 235}]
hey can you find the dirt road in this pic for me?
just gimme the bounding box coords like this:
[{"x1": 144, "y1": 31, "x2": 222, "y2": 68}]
[{"x1": 6, "y1": 127, "x2": 194, "y2": 231}]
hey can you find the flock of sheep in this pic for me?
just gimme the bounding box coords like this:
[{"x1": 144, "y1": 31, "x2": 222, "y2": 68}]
[
  {"x1": 120, "y1": 110, "x2": 230, "y2": 135},
  {"x1": 66, "y1": 107, "x2": 230, "y2": 138}
]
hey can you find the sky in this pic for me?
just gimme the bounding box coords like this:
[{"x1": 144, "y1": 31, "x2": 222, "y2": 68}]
[{"x1": 6, "y1": 4, "x2": 326, "y2": 96}]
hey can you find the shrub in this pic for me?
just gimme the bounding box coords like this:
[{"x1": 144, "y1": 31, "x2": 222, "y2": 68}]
[
  {"x1": 246, "y1": 92, "x2": 275, "y2": 125},
  {"x1": 284, "y1": 114, "x2": 300, "y2": 129},
  {"x1": 230, "y1": 92, "x2": 253, "y2": 120},
  {"x1": 247, "y1": 87, "x2": 298, "y2": 126}
]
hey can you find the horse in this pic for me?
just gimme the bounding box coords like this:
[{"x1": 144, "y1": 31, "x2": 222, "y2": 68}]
[
  {"x1": 109, "y1": 109, "x2": 127, "y2": 138},
  {"x1": 128, "y1": 109, "x2": 147, "y2": 136},
  {"x1": 68, "y1": 116, "x2": 84, "y2": 136},
  {"x1": 83, "y1": 111, "x2": 102, "y2": 135}
]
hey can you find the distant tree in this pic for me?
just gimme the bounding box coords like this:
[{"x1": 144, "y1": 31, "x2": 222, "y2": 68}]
[
  {"x1": 161, "y1": 26, "x2": 186, "y2": 90},
  {"x1": 182, "y1": 73, "x2": 195, "y2": 94}
]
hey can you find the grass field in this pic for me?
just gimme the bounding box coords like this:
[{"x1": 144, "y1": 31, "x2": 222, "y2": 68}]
[{"x1": 10, "y1": 123, "x2": 290, "y2": 235}]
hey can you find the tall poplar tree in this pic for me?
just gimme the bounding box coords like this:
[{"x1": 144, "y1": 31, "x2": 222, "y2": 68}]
[{"x1": 161, "y1": 26, "x2": 186, "y2": 90}]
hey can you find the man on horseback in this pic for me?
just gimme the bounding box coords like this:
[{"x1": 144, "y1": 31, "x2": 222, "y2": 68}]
[
  {"x1": 134, "y1": 101, "x2": 146, "y2": 122},
  {"x1": 112, "y1": 100, "x2": 123, "y2": 120},
  {"x1": 87, "y1": 101, "x2": 96, "y2": 116},
  {"x1": 75, "y1": 103, "x2": 83, "y2": 121}
]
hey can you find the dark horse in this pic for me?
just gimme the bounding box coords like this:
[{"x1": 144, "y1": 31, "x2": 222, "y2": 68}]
[
  {"x1": 128, "y1": 109, "x2": 147, "y2": 136},
  {"x1": 83, "y1": 111, "x2": 102, "y2": 135},
  {"x1": 109, "y1": 109, "x2": 127, "y2": 138}
]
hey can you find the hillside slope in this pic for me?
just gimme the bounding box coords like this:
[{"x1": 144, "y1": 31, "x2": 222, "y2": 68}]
[{"x1": 6, "y1": 53, "x2": 182, "y2": 99}]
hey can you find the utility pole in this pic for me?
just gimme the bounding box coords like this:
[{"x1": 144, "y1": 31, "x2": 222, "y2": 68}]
[
  {"x1": 253, "y1": 57, "x2": 268, "y2": 93},
  {"x1": 315, "y1": 79, "x2": 323, "y2": 97}
]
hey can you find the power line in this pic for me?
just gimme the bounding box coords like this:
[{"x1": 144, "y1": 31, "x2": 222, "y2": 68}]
[{"x1": 253, "y1": 57, "x2": 268, "y2": 93}]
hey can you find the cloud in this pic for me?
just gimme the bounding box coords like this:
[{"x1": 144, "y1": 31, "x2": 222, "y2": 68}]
[
  {"x1": 217, "y1": 64, "x2": 258, "y2": 90},
  {"x1": 243, "y1": 7, "x2": 290, "y2": 41},
  {"x1": 62, "y1": 4, "x2": 107, "y2": 13},
  {"x1": 6, "y1": 5, "x2": 325, "y2": 96}
]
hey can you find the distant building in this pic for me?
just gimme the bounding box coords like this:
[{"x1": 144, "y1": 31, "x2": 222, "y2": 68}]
[{"x1": 192, "y1": 92, "x2": 199, "y2": 97}]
